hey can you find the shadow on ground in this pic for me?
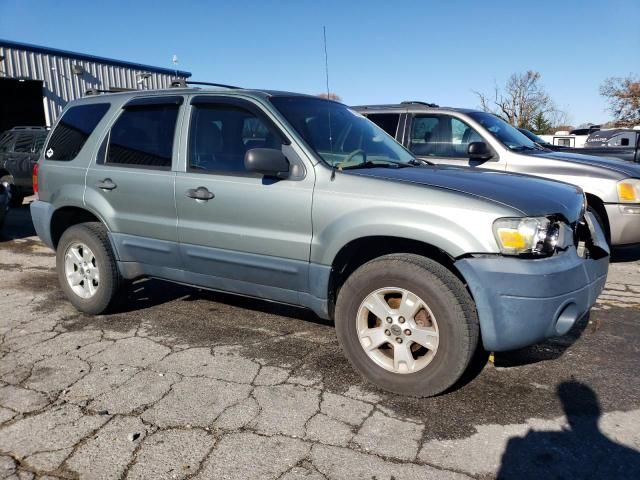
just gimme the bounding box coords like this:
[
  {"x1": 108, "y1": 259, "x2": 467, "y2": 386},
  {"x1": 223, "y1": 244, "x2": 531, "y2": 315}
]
[{"x1": 498, "y1": 381, "x2": 640, "y2": 479}]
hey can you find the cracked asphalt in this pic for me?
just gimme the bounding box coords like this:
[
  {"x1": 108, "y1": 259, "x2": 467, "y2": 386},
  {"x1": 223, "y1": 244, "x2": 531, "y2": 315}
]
[{"x1": 1, "y1": 201, "x2": 639, "y2": 480}]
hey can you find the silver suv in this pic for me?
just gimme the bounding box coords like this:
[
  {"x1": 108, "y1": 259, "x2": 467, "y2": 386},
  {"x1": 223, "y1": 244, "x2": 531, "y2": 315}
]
[
  {"x1": 354, "y1": 102, "x2": 640, "y2": 247},
  {"x1": 31, "y1": 87, "x2": 608, "y2": 396}
]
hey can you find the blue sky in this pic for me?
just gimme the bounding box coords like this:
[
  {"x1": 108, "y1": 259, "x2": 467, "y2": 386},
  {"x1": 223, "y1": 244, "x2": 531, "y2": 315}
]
[{"x1": 1, "y1": 0, "x2": 638, "y2": 125}]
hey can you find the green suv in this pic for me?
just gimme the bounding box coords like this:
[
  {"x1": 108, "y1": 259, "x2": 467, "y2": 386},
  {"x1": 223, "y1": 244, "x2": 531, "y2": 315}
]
[{"x1": 31, "y1": 86, "x2": 609, "y2": 396}]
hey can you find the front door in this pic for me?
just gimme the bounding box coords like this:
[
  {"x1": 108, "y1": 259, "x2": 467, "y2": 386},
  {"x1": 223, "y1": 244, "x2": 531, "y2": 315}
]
[
  {"x1": 84, "y1": 96, "x2": 183, "y2": 270},
  {"x1": 175, "y1": 96, "x2": 314, "y2": 304},
  {"x1": 406, "y1": 114, "x2": 507, "y2": 170}
]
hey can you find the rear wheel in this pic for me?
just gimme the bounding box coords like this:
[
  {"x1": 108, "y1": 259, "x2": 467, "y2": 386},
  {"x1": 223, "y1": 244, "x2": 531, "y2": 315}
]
[
  {"x1": 334, "y1": 254, "x2": 479, "y2": 397},
  {"x1": 56, "y1": 222, "x2": 122, "y2": 314}
]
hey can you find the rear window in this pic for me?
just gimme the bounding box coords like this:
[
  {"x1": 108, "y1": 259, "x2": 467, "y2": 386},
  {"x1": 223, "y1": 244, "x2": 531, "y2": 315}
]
[
  {"x1": 106, "y1": 104, "x2": 179, "y2": 169},
  {"x1": 13, "y1": 133, "x2": 34, "y2": 153},
  {"x1": 46, "y1": 103, "x2": 110, "y2": 161}
]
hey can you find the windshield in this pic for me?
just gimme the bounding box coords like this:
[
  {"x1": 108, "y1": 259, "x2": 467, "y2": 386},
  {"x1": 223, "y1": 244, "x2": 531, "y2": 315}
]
[
  {"x1": 468, "y1": 112, "x2": 539, "y2": 151},
  {"x1": 518, "y1": 128, "x2": 547, "y2": 144},
  {"x1": 270, "y1": 96, "x2": 415, "y2": 168}
]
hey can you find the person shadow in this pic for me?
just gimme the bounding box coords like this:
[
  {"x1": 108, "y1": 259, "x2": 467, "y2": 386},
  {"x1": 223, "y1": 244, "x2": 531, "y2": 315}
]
[{"x1": 498, "y1": 381, "x2": 640, "y2": 479}]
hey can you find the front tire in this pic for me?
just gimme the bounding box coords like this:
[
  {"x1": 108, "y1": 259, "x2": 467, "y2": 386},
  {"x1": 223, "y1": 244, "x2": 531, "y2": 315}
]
[
  {"x1": 56, "y1": 222, "x2": 122, "y2": 314},
  {"x1": 334, "y1": 254, "x2": 479, "y2": 397}
]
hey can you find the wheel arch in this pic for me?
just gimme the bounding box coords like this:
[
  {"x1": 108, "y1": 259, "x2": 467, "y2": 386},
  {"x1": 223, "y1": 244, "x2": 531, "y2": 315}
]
[
  {"x1": 585, "y1": 193, "x2": 610, "y2": 241},
  {"x1": 50, "y1": 206, "x2": 108, "y2": 248}
]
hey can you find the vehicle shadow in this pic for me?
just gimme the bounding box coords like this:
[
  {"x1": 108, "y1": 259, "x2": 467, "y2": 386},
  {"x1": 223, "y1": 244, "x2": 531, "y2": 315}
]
[
  {"x1": 492, "y1": 311, "x2": 590, "y2": 368},
  {"x1": 112, "y1": 277, "x2": 332, "y2": 327},
  {"x1": 0, "y1": 201, "x2": 36, "y2": 241},
  {"x1": 497, "y1": 381, "x2": 640, "y2": 479},
  {"x1": 610, "y1": 245, "x2": 640, "y2": 263}
]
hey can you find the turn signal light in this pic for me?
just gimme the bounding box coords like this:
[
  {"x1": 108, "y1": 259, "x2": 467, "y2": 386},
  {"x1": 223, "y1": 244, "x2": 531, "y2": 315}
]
[{"x1": 32, "y1": 163, "x2": 39, "y2": 199}]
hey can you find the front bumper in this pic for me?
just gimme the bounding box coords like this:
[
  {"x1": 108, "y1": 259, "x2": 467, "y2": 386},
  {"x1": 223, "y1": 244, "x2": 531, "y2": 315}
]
[
  {"x1": 455, "y1": 219, "x2": 609, "y2": 351},
  {"x1": 605, "y1": 203, "x2": 640, "y2": 246}
]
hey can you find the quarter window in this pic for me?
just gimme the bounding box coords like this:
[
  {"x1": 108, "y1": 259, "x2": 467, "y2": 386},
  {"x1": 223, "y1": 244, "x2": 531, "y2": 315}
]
[
  {"x1": 189, "y1": 104, "x2": 282, "y2": 174},
  {"x1": 46, "y1": 103, "x2": 110, "y2": 161},
  {"x1": 107, "y1": 105, "x2": 179, "y2": 169},
  {"x1": 410, "y1": 115, "x2": 484, "y2": 158}
]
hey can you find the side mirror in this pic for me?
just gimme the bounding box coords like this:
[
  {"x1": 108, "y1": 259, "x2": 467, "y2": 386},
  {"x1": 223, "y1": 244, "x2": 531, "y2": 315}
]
[
  {"x1": 467, "y1": 142, "x2": 493, "y2": 161},
  {"x1": 245, "y1": 148, "x2": 290, "y2": 179}
]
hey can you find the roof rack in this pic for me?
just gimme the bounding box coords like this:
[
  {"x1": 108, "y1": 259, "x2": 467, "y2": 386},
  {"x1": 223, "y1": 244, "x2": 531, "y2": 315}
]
[
  {"x1": 169, "y1": 79, "x2": 241, "y2": 90},
  {"x1": 401, "y1": 100, "x2": 439, "y2": 108},
  {"x1": 85, "y1": 88, "x2": 135, "y2": 96}
]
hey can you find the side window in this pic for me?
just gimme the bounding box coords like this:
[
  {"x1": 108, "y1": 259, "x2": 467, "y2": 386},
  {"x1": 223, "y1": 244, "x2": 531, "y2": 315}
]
[
  {"x1": 0, "y1": 132, "x2": 13, "y2": 153},
  {"x1": 366, "y1": 113, "x2": 400, "y2": 137},
  {"x1": 107, "y1": 105, "x2": 179, "y2": 169},
  {"x1": 189, "y1": 104, "x2": 282, "y2": 174},
  {"x1": 33, "y1": 132, "x2": 47, "y2": 152},
  {"x1": 410, "y1": 115, "x2": 483, "y2": 158},
  {"x1": 13, "y1": 133, "x2": 34, "y2": 153},
  {"x1": 607, "y1": 133, "x2": 634, "y2": 147},
  {"x1": 46, "y1": 103, "x2": 110, "y2": 161}
]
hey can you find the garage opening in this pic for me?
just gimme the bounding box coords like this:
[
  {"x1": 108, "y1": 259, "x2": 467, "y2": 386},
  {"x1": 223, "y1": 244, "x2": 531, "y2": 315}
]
[{"x1": 0, "y1": 78, "x2": 46, "y2": 132}]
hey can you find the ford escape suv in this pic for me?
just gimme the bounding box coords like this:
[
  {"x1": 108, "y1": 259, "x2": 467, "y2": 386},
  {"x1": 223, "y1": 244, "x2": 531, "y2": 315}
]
[
  {"x1": 31, "y1": 87, "x2": 609, "y2": 396},
  {"x1": 354, "y1": 102, "x2": 640, "y2": 247}
]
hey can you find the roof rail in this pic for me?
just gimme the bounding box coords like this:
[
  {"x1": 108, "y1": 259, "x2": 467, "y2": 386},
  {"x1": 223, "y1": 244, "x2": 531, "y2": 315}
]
[
  {"x1": 401, "y1": 100, "x2": 439, "y2": 108},
  {"x1": 169, "y1": 79, "x2": 241, "y2": 90},
  {"x1": 85, "y1": 88, "x2": 135, "y2": 96}
]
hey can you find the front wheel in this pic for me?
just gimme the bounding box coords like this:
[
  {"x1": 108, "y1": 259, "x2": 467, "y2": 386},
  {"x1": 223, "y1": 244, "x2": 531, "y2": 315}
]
[
  {"x1": 334, "y1": 254, "x2": 479, "y2": 397},
  {"x1": 56, "y1": 222, "x2": 122, "y2": 314}
]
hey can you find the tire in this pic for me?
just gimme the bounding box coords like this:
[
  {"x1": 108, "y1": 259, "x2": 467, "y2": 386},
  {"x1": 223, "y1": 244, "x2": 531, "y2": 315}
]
[
  {"x1": 9, "y1": 191, "x2": 24, "y2": 208},
  {"x1": 56, "y1": 222, "x2": 122, "y2": 315},
  {"x1": 334, "y1": 253, "x2": 479, "y2": 397}
]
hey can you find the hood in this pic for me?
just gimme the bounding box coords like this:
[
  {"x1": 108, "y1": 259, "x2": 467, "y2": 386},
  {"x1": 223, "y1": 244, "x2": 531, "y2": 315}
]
[
  {"x1": 533, "y1": 150, "x2": 640, "y2": 178},
  {"x1": 347, "y1": 165, "x2": 585, "y2": 223}
]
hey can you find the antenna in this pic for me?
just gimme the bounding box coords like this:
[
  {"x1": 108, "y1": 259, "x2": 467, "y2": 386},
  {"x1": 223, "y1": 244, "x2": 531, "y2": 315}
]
[{"x1": 323, "y1": 26, "x2": 330, "y2": 99}]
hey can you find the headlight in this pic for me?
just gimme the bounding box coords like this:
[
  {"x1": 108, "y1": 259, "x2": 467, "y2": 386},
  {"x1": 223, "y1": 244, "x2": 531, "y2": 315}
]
[
  {"x1": 617, "y1": 179, "x2": 640, "y2": 203},
  {"x1": 493, "y1": 217, "x2": 563, "y2": 256}
]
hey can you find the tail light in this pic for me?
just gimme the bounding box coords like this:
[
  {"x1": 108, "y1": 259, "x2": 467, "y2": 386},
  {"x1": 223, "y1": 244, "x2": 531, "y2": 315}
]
[{"x1": 32, "y1": 162, "x2": 39, "y2": 199}]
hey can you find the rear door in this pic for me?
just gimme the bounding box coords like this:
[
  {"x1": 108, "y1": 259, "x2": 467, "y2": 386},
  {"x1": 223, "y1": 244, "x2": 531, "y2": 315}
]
[
  {"x1": 405, "y1": 113, "x2": 507, "y2": 170},
  {"x1": 84, "y1": 96, "x2": 183, "y2": 270},
  {"x1": 4, "y1": 131, "x2": 35, "y2": 190},
  {"x1": 174, "y1": 95, "x2": 314, "y2": 303}
]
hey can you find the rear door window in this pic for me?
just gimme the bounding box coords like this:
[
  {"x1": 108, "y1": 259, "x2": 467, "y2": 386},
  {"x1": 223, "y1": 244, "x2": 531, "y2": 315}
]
[
  {"x1": 13, "y1": 133, "x2": 34, "y2": 153},
  {"x1": 107, "y1": 104, "x2": 180, "y2": 169},
  {"x1": 46, "y1": 103, "x2": 110, "y2": 161}
]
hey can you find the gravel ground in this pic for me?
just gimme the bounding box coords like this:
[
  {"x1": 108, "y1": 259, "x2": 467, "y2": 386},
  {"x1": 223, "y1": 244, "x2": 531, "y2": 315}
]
[{"x1": 1, "y1": 202, "x2": 639, "y2": 479}]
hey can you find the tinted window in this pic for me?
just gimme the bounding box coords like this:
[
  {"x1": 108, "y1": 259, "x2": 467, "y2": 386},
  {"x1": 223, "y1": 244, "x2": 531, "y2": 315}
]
[
  {"x1": 410, "y1": 115, "x2": 484, "y2": 158},
  {"x1": 13, "y1": 133, "x2": 34, "y2": 153},
  {"x1": 107, "y1": 105, "x2": 179, "y2": 169},
  {"x1": 0, "y1": 132, "x2": 13, "y2": 153},
  {"x1": 467, "y1": 112, "x2": 537, "y2": 151},
  {"x1": 46, "y1": 103, "x2": 110, "y2": 161},
  {"x1": 366, "y1": 113, "x2": 400, "y2": 137},
  {"x1": 189, "y1": 104, "x2": 281, "y2": 174},
  {"x1": 33, "y1": 132, "x2": 48, "y2": 152}
]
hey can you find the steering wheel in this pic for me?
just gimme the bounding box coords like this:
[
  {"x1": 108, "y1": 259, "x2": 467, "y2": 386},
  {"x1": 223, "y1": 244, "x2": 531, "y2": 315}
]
[{"x1": 338, "y1": 149, "x2": 367, "y2": 168}]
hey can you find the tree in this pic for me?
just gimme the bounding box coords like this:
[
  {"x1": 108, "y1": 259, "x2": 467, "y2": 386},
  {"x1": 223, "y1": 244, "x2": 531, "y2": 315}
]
[
  {"x1": 317, "y1": 92, "x2": 342, "y2": 102},
  {"x1": 530, "y1": 111, "x2": 553, "y2": 135},
  {"x1": 600, "y1": 75, "x2": 640, "y2": 125},
  {"x1": 474, "y1": 71, "x2": 565, "y2": 130}
]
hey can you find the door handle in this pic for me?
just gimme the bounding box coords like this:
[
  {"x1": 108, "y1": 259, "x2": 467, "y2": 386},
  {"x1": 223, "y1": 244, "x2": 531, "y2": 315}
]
[
  {"x1": 96, "y1": 178, "x2": 117, "y2": 190},
  {"x1": 186, "y1": 186, "x2": 215, "y2": 201}
]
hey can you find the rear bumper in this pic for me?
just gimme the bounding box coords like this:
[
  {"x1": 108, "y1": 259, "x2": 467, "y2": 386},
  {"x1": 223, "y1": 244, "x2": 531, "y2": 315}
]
[
  {"x1": 605, "y1": 203, "x2": 640, "y2": 246},
  {"x1": 30, "y1": 200, "x2": 55, "y2": 249},
  {"x1": 456, "y1": 246, "x2": 609, "y2": 352}
]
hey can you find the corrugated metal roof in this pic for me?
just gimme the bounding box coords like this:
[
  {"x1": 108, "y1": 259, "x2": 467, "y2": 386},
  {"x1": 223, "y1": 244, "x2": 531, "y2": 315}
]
[{"x1": 0, "y1": 38, "x2": 192, "y2": 78}]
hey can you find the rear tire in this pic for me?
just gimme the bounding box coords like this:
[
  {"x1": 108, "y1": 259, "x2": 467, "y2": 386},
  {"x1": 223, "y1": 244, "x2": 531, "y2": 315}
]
[
  {"x1": 56, "y1": 222, "x2": 122, "y2": 315},
  {"x1": 334, "y1": 254, "x2": 479, "y2": 397}
]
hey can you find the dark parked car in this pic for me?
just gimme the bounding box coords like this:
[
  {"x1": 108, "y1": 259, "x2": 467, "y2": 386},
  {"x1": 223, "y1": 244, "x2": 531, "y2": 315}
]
[
  {"x1": 583, "y1": 128, "x2": 640, "y2": 163},
  {"x1": 0, "y1": 126, "x2": 49, "y2": 206},
  {"x1": 517, "y1": 128, "x2": 573, "y2": 152}
]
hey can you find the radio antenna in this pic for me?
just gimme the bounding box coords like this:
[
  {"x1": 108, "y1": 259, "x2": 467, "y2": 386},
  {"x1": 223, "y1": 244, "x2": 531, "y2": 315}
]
[{"x1": 323, "y1": 26, "x2": 330, "y2": 99}]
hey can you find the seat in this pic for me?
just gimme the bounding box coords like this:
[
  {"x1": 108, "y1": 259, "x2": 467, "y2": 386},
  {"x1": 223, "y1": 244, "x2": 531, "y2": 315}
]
[{"x1": 192, "y1": 123, "x2": 223, "y2": 170}]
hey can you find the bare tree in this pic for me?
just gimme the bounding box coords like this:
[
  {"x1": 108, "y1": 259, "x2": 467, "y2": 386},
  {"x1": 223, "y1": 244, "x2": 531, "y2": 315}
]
[
  {"x1": 317, "y1": 92, "x2": 342, "y2": 102},
  {"x1": 474, "y1": 71, "x2": 564, "y2": 130},
  {"x1": 600, "y1": 74, "x2": 640, "y2": 125}
]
